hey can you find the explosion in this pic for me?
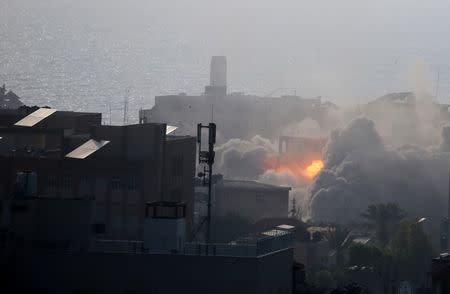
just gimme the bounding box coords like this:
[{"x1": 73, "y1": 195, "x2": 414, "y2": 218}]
[
  {"x1": 303, "y1": 160, "x2": 324, "y2": 178},
  {"x1": 263, "y1": 154, "x2": 324, "y2": 184}
]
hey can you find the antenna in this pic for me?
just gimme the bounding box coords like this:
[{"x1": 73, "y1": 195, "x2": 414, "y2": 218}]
[
  {"x1": 197, "y1": 123, "x2": 216, "y2": 244},
  {"x1": 109, "y1": 103, "x2": 112, "y2": 125},
  {"x1": 123, "y1": 88, "x2": 130, "y2": 125}
]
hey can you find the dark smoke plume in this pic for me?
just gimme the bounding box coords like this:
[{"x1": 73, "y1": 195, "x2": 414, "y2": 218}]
[{"x1": 307, "y1": 117, "x2": 450, "y2": 223}]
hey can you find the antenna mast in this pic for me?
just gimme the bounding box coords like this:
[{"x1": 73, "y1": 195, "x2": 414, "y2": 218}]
[
  {"x1": 123, "y1": 88, "x2": 130, "y2": 125},
  {"x1": 197, "y1": 123, "x2": 216, "y2": 244}
]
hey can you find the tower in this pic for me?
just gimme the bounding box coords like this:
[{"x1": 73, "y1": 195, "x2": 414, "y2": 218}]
[{"x1": 205, "y1": 56, "x2": 227, "y2": 97}]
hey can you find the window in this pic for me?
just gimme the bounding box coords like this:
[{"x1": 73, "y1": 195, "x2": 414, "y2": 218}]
[
  {"x1": 79, "y1": 176, "x2": 92, "y2": 196},
  {"x1": 12, "y1": 204, "x2": 29, "y2": 212},
  {"x1": 62, "y1": 175, "x2": 72, "y2": 192},
  {"x1": 111, "y1": 177, "x2": 121, "y2": 191},
  {"x1": 47, "y1": 174, "x2": 58, "y2": 193},
  {"x1": 127, "y1": 175, "x2": 138, "y2": 191},
  {"x1": 92, "y1": 223, "x2": 106, "y2": 234}
]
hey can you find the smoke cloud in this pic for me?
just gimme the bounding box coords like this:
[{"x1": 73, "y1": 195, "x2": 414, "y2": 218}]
[
  {"x1": 214, "y1": 135, "x2": 275, "y2": 179},
  {"x1": 307, "y1": 117, "x2": 450, "y2": 223}
]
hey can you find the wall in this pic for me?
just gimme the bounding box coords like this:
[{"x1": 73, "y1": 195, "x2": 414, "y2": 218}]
[
  {"x1": 11, "y1": 248, "x2": 293, "y2": 294},
  {"x1": 164, "y1": 136, "x2": 196, "y2": 238},
  {"x1": 214, "y1": 186, "x2": 289, "y2": 222},
  {"x1": 146, "y1": 94, "x2": 325, "y2": 141}
]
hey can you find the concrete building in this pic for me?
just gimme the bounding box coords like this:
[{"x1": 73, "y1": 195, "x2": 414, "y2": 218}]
[
  {"x1": 8, "y1": 197, "x2": 94, "y2": 248},
  {"x1": 139, "y1": 57, "x2": 335, "y2": 141},
  {"x1": 278, "y1": 135, "x2": 326, "y2": 156},
  {"x1": 212, "y1": 179, "x2": 290, "y2": 222},
  {"x1": 431, "y1": 253, "x2": 450, "y2": 294},
  {"x1": 0, "y1": 107, "x2": 197, "y2": 240},
  {"x1": 4, "y1": 201, "x2": 295, "y2": 294}
]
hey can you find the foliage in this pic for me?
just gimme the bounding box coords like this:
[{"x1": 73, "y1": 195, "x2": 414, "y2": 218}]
[
  {"x1": 330, "y1": 283, "x2": 371, "y2": 294},
  {"x1": 325, "y1": 225, "x2": 351, "y2": 266},
  {"x1": 315, "y1": 270, "x2": 337, "y2": 290},
  {"x1": 348, "y1": 244, "x2": 385, "y2": 267},
  {"x1": 390, "y1": 219, "x2": 434, "y2": 280},
  {"x1": 326, "y1": 226, "x2": 351, "y2": 251},
  {"x1": 347, "y1": 219, "x2": 434, "y2": 287},
  {"x1": 360, "y1": 203, "x2": 406, "y2": 247}
]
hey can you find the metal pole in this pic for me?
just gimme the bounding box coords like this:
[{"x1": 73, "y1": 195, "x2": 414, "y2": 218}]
[{"x1": 206, "y1": 152, "x2": 213, "y2": 244}]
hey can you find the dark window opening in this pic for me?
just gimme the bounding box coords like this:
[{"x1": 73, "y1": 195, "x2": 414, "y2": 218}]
[
  {"x1": 12, "y1": 204, "x2": 29, "y2": 212},
  {"x1": 111, "y1": 177, "x2": 121, "y2": 191},
  {"x1": 93, "y1": 223, "x2": 106, "y2": 234}
]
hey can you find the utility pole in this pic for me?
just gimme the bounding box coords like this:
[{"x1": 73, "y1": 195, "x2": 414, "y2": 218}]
[{"x1": 197, "y1": 123, "x2": 216, "y2": 244}]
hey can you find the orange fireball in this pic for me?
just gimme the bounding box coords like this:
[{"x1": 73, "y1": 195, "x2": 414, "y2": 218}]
[
  {"x1": 302, "y1": 160, "x2": 324, "y2": 179},
  {"x1": 263, "y1": 153, "x2": 324, "y2": 183}
]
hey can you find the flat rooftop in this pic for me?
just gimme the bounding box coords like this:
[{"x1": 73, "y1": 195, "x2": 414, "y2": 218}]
[{"x1": 216, "y1": 179, "x2": 291, "y2": 192}]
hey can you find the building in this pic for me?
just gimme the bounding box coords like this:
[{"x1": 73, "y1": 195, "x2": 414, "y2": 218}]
[
  {"x1": 431, "y1": 253, "x2": 450, "y2": 294},
  {"x1": 139, "y1": 57, "x2": 335, "y2": 141},
  {"x1": 0, "y1": 107, "x2": 197, "y2": 240},
  {"x1": 4, "y1": 201, "x2": 295, "y2": 294},
  {"x1": 278, "y1": 135, "x2": 326, "y2": 156},
  {"x1": 0, "y1": 84, "x2": 23, "y2": 109},
  {"x1": 364, "y1": 92, "x2": 450, "y2": 146},
  {"x1": 212, "y1": 179, "x2": 290, "y2": 222}
]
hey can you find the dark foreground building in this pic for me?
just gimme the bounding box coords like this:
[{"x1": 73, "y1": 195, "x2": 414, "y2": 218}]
[
  {"x1": 431, "y1": 253, "x2": 450, "y2": 294},
  {"x1": 3, "y1": 201, "x2": 295, "y2": 294},
  {"x1": 0, "y1": 107, "x2": 196, "y2": 240}
]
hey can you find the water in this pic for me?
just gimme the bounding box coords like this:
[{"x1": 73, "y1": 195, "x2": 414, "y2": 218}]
[{"x1": 3, "y1": 0, "x2": 450, "y2": 124}]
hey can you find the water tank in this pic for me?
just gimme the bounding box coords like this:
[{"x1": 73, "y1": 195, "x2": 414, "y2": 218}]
[{"x1": 143, "y1": 201, "x2": 186, "y2": 254}]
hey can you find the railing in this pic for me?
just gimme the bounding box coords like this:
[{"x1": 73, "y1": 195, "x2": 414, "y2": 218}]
[
  {"x1": 183, "y1": 242, "x2": 258, "y2": 257},
  {"x1": 22, "y1": 232, "x2": 293, "y2": 258}
]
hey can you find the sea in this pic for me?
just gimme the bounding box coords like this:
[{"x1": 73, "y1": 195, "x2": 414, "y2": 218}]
[{"x1": 3, "y1": 0, "x2": 450, "y2": 124}]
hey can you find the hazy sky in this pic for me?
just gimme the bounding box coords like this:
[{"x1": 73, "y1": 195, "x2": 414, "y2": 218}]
[{"x1": 2, "y1": 0, "x2": 450, "y2": 117}]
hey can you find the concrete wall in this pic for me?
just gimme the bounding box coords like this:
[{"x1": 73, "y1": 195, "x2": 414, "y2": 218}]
[
  {"x1": 11, "y1": 248, "x2": 293, "y2": 294},
  {"x1": 164, "y1": 136, "x2": 196, "y2": 237},
  {"x1": 146, "y1": 94, "x2": 325, "y2": 141},
  {"x1": 9, "y1": 198, "x2": 93, "y2": 247},
  {"x1": 214, "y1": 186, "x2": 289, "y2": 222}
]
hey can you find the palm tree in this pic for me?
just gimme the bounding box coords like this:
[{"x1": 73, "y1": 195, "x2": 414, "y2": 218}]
[
  {"x1": 360, "y1": 203, "x2": 406, "y2": 248},
  {"x1": 325, "y1": 225, "x2": 351, "y2": 266}
]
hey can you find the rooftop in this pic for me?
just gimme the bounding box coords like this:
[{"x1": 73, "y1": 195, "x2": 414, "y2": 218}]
[{"x1": 216, "y1": 179, "x2": 291, "y2": 192}]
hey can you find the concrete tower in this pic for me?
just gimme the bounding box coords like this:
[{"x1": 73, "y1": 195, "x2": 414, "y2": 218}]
[{"x1": 205, "y1": 56, "x2": 227, "y2": 96}]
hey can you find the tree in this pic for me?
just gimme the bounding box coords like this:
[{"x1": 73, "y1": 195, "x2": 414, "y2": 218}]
[
  {"x1": 325, "y1": 225, "x2": 350, "y2": 266},
  {"x1": 348, "y1": 243, "x2": 386, "y2": 267},
  {"x1": 360, "y1": 203, "x2": 406, "y2": 247},
  {"x1": 315, "y1": 270, "x2": 336, "y2": 290},
  {"x1": 330, "y1": 283, "x2": 371, "y2": 294},
  {"x1": 390, "y1": 219, "x2": 434, "y2": 282}
]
